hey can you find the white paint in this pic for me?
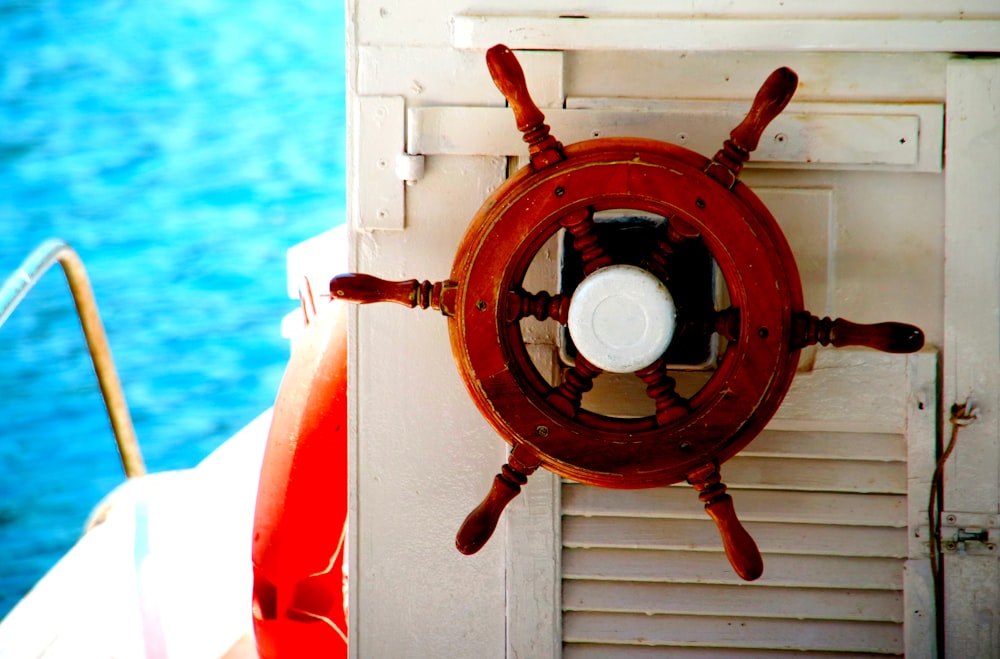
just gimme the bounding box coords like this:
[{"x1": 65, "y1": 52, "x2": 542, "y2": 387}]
[
  {"x1": 394, "y1": 153, "x2": 425, "y2": 182},
  {"x1": 408, "y1": 102, "x2": 942, "y2": 172},
  {"x1": 356, "y1": 96, "x2": 404, "y2": 230},
  {"x1": 453, "y1": 15, "x2": 1000, "y2": 53},
  {"x1": 565, "y1": 51, "x2": 951, "y2": 103},
  {"x1": 903, "y1": 354, "x2": 938, "y2": 659},
  {"x1": 742, "y1": 168, "x2": 944, "y2": 350},
  {"x1": 567, "y1": 265, "x2": 676, "y2": 374},
  {"x1": 0, "y1": 413, "x2": 272, "y2": 659},
  {"x1": 506, "y1": 343, "x2": 562, "y2": 659},
  {"x1": 345, "y1": 2, "x2": 984, "y2": 655},
  {"x1": 942, "y1": 58, "x2": 1000, "y2": 659},
  {"x1": 560, "y1": 351, "x2": 937, "y2": 655},
  {"x1": 359, "y1": 48, "x2": 564, "y2": 109},
  {"x1": 349, "y1": 153, "x2": 510, "y2": 658},
  {"x1": 355, "y1": 1, "x2": 1000, "y2": 49},
  {"x1": 754, "y1": 188, "x2": 833, "y2": 315}
]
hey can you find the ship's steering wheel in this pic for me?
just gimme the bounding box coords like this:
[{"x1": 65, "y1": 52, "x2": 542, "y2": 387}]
[{"x1": 330, "y1": 45, "x2": 923, "y2": 580}]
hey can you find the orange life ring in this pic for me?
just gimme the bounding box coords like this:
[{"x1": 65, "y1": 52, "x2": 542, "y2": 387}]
[{"x1": 251, "y1": 300, "x2": 348, "y2": 658}]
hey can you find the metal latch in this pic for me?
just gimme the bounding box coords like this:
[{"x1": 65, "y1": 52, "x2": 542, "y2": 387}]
[{"x1": 940, "y1": 512, "x2": 998, "y2": 555}]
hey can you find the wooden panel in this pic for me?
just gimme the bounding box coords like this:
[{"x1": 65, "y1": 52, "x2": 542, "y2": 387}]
[
  {"x1": 563, "y1": 485, "x2": 906, "y2": 527},
  {"x1": 408, "y1": 103, "x2": 940, "y2": 172},
  {"x1": 357, "y1": 0, "x2": 1000, "y2": 49},
  {"x1": 565, "y1": 51, "x2": 949, "y2": 104},
  {"x1": 771, "y1": 351, "x2": 909, "y2": 434},
  {"x1": 358, "y1": 46, "x2": 563, "y2": 108},
  {"x1": 563, "y1": 517, "x2": 906, "y2": 558},
  {"x1": 905, "y1": 353, "x2": 937, "y2": 560},
  {"x1": 563, "y1": 549, "x2": 903, "y2": 590},
  {"x1": 351, "y1": 152, "x2": 510, "y2": 657},
  {"x1": 356, "y1": 96, "x2": 404, "y2": 230},
  {"x1": 565, "y1": 645, "x2": 895, "y2": 659},
  {"x1": 562, "y1": 611, "x2": 903, "y2": 653},
  {"x1": 943, "y1": 58, "x2": 1000, "y2": 659},
  {"x1": 567, "y1": 98, "x2": 941, "y2": 173},
  {"x1": 558, "y1": 352, "x2": 934, "y2": 655},
  {"x1": 573, "y1": 350, "x2": 912, "y2": 434},
  {"x1": 745, "y1": 430, "x2": 905, "y2": 461},
  {"x1": 453, "y1": 15, "x2": 1000, "y2": 54},
  {"x1": 583, "y1": 348, "x2": 909, "y2": 434},
  {"x1": 357, "y1": 46, "x2": 497, "y2": 105},
  {"x1": 722, "y1": 456, "x2": 905, "y2": 494},
  {"x1": 757, "y1": 188, "x2": 833, "y2": 316},
  {"x1": 564, "y1": 581, "x2": 902, "y2": 622},
  {"x1": 943, "y1": 60, "x2": 1000, "y2": 542},
  {"x1": 506, "y1": 346, "x2": 561, "y2": 659}
]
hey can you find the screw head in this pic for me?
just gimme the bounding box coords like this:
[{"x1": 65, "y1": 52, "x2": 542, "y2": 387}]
[
  {"x1": 554, "y1": 186, "x2": 565, "y2": 197},
  {"x1": 945, "y1": 514, "x2": 957, "y2": 524},
  {"x1": 475, "y1": 300, "x2": 487, "y2": 311},
  {"x1": 944, "y1": 541, "x2": 957, "y2": 551},
  {"x1": 535, "y1": 425, "x2": 549, "y2": 437}
]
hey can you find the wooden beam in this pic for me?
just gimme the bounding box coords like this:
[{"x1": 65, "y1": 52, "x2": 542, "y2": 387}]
[
  {"x1": 942, "y1": 57, "x2": 1000, "y2": 658},
  {"x1": 454, "y1": 16, "x2": 1000, "y2": 54}
]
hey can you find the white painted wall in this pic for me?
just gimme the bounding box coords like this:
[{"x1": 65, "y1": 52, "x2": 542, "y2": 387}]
[{"x1": 344, "y1": 2, "x2": 1000, "y2": 656}]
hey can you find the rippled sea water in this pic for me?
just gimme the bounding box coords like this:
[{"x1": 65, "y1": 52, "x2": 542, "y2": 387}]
[{"x1": 0, "y1": 0, "x2": 345, "y2": 617}]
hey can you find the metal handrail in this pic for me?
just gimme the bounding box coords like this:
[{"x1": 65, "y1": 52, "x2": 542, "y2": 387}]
[{"x1": 0, "y1": 239, "x2": 146, "y2": 478}]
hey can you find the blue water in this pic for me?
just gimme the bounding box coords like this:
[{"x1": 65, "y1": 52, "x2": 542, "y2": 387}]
[{"x1": 0, "y1": 0, "x2": 345, "y2": 618}]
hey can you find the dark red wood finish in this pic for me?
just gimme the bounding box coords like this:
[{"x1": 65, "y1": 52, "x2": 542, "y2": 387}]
[{"x1": 447, "y1": 136, "x2": 803, "y2": 487}]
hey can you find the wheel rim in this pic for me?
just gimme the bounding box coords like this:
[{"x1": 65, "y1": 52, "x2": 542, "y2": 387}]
[{"x1": 449, "y1": 138, "x2": 804, "y2": 487}]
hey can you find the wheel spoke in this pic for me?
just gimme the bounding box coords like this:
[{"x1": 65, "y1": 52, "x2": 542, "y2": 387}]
[
  {"x1": 677, "y1": 307, "x2": 740, "y2": 344},
  {"x1": 506, "y1": 288, "x2": 570, "y2": 323},
  {"x1": 641, "y1": 215, "x2": 701, "y2": 281},
  {"x1": 791, "y1": 313, "x2": 924, "y2": 353},
  {"x1": 635, "y1": 356, "x2": 690, "y2": 425},
  {"x1": 486, "y1": 45, "x2": 565, "y2": 171},
  {"x1": 456, "y1": 448, "x2": 539, "y2": 555},
  {"x1": 330, "y1": 273, "x2": 458, "y2": 316},
  {"x1": 705, "y1": 67, "x2": 798, "y2": 188},
  {"x1": 687, "y1": 463, "x2": 763, "y2": 581},
  {"x1": 560, "y1": 207, "x2": 613, "y2": 275},
  {"x1": 546, "y1": 353, "x2": 602, "y2": 418}
]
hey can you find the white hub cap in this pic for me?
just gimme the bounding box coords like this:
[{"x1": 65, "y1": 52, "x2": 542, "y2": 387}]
[{"x1": 567, "y1": 264, "x2": 677, "y2": 373}]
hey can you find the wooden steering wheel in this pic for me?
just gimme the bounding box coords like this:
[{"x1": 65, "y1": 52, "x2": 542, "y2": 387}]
[{"x1": 331, "y1": 45, "x2": 924, "y2": 580}]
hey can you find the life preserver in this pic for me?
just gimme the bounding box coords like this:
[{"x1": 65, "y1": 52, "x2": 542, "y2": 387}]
[{"x1": 252, "y1": 300, "x2": 348, "y2": 657}]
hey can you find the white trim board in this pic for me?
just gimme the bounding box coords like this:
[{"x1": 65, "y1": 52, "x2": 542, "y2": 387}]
[
  {"x1": 942, "y1": 57, "x2": 1000, "y2": 659},
  {"x1": 453, "y1": 16, "x2": 1000, "y2": 53},
  {"x1": 408, "y1": 102, "x2": 942, "y2": 173}
]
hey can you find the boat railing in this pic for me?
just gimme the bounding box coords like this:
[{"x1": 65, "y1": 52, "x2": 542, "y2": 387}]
[{"x1": 0, "y1": 239, "x2": 146, "y2": 478}]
